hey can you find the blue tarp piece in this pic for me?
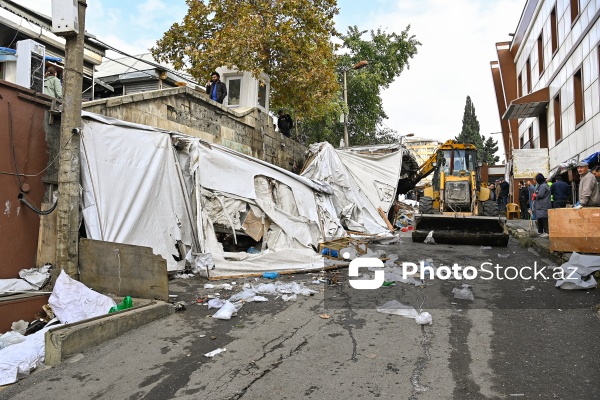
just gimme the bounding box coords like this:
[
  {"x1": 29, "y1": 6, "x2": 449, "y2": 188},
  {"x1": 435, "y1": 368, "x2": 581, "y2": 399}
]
[
  {"x1": 45, "y1": 55, "x2": 62, "y2": 63},
  {"x1": 583, "y1": 151, "x2": 599, "y2": 166}
]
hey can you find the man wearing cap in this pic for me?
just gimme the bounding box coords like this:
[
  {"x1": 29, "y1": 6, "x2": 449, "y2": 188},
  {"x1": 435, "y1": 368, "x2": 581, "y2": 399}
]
[{"x1": 577, "y1": 161, "x2": 600, "y2": 207}]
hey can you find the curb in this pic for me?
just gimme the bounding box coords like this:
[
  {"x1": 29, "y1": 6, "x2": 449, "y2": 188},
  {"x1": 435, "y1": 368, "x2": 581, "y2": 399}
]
[
  {"x1": 506, "y1": 223, "x2": 570, "y2": 264},
  {"x1": 45, "y1": 300, "x2": 173, "y2": 366}
]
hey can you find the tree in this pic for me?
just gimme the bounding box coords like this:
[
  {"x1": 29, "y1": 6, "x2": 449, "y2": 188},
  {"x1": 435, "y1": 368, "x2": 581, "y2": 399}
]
[
  {"x1": 151, "y1": 0, "x2": 340, "y2": 120},
  {"x1": 301, "y1": 25, "x2": 420, "y2": 145},
  {"x1": 456, "y1": 96, "x2": 484, "y2": 161},
  {"x1": 482, "y1": 135, "x2": 500, "y2": 165}
]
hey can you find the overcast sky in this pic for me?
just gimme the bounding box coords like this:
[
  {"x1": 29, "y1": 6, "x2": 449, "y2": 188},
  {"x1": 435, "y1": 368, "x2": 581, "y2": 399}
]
[{"x1": 17, "y1": 0, "x2": 525, "y2": 157}]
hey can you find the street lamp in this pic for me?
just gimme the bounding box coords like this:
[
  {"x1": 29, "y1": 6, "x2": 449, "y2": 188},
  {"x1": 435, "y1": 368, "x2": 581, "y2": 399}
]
[{"x1": 343, "y1": 60, "x2": 369, "y2": 147}]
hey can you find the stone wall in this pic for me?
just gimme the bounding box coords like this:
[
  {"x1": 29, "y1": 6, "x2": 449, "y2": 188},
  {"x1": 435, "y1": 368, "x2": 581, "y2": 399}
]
[{"x1": 82, "y1": 87, "x2": 306, "y2": 171}]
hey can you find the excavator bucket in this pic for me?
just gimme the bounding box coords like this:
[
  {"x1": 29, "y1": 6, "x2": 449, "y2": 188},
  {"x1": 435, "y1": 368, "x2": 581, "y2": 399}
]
[{"x1": 412, "y1": 214, "x2": 509, "y2": 246}]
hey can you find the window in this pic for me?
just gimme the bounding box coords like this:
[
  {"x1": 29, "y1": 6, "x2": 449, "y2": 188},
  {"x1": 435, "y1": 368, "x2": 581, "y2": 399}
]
[
  {"x1": 539, "y1": 112, "x2": 549, "y2": 149},
  {"x1": 528, "y1": 126, "x2": 534, "y2": 147},
  {"x1": 570, "y1": 0, "x2": 580, "y2": 24},
  {"x1": 526, "y1": 57, "x2": 532, "y2": 94},
  {"x1": 553, "y1": 93, "x2": 562, "y2": 142},
  {"x1": 518, "y1": 73, "x2": 523, "y2": 98},
  {"x1": 257, "y1": 81, "x2": 267, "y2": 108},
  {"x1": 520, "y1": 135, "x2": 525, "y2": 149},
  {"x1": 574, "y1": 68, "x2": 584, "y2": 126},
  {"x1": 226, "y1": 77, "x2": 242, "y2": 107},
  {"x1": 537, "y1": 33, "x2": 544, "y2": 75},
  {"x1": 551, "y1": 7, "x2": 558, "y2": 54}
]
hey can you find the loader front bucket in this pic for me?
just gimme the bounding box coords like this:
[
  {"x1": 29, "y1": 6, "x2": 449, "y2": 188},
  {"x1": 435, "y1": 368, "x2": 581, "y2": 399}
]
[{"x1": 412, "y1": 214, "x2": 509, "y2": 246}]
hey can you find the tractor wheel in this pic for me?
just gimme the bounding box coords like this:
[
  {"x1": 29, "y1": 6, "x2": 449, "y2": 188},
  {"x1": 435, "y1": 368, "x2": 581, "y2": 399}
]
[
  {"x1": 482, "y1": 201, "x2": 499, "y2": 217},
  {"x1": 419, "y1": 196, "x2": 434, "y2": 214}
]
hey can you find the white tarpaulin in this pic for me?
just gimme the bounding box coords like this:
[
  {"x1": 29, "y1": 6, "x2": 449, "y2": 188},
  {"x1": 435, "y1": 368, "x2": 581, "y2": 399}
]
[
  {"x1": 79, "y1": 112, "x2": 354, "y2": 277},
  {"x1": 80, "y1": 113, "x2": 196, "y2": 271},
  {"x1": 301, "y1": 142, "x2": 394, "y2": 234}
]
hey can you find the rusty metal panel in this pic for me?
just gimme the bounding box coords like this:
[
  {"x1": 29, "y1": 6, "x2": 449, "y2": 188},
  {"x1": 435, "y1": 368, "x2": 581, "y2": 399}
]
[{"x1": 0, "y1": 80, "x2": 50, "y2": 278}]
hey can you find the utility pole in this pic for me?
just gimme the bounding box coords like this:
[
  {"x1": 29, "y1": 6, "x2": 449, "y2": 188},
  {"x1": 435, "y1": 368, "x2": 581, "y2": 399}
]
[{"x1": 55, "y1": 0, "x2": 87, "y2": 278}]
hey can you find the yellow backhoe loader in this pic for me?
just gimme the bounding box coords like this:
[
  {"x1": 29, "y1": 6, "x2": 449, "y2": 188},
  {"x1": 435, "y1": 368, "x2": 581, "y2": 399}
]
[{"x1": 410, "y1": 140, "x2": 509, "y2": 246}]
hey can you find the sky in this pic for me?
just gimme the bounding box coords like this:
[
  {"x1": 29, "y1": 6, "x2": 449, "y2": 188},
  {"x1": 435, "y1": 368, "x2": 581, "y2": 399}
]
[{"x1": 16, "y1": 0, "x2": 526, "y2": 157}]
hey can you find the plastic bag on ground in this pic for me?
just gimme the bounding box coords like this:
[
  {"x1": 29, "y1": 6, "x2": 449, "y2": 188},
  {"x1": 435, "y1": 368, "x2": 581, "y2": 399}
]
[
  {"x1": 415, "y1": 312, "x2": 432, "y2": 325},
  {"x1": 212, "y1": 301, "x2": 242, "y2": 320},
  {"x1": 282, "y1": 294, "x2": 297, "y2": 302},
  {"x1": 556, "y1": 271, "x2": 597, "y2": 290},
  {"x1": 424, "y1": 231, "x2": 435, "y2": 244},
  {"x1": 376, "y1": 300, "x2": 419, "y2": 319},
  {"x1": 204, "y1": 348, "x2": 226, "y2": 357},
  {"x1": 453, "y1": 284, "x2": 474, "y2": 301},
  {"x1": 207, "y1": 298, "x2": 226, "y2": 309}
]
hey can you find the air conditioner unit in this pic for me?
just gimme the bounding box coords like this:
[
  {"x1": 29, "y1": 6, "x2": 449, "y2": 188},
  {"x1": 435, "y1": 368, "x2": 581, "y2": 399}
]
[{"x1": 16, "y1": 39, "x2": 46, "y2": 93}]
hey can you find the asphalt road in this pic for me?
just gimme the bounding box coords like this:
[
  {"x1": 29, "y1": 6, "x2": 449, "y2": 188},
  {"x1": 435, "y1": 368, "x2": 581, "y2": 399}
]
[{"x1": 2, "y1": 235, "x2": 599, "y2": 400}]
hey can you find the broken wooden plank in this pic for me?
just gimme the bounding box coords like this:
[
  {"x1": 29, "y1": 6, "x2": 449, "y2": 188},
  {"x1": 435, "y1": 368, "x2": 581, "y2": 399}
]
[
  {"x1": 36, "y1": 202, "x2": 57, "y2": 267},
  {"x1": 377, "y1": 207, "x2": 395, "y2": 233}
]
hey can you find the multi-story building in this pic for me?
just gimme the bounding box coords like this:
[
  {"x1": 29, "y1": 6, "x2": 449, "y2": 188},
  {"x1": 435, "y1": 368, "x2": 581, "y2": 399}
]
[
  {"x1": 491, "y1": 0, "x2": 600, "y2": 199},
  {"x1": 404, "y1": 137, "x2": 443, "y2": 165}
]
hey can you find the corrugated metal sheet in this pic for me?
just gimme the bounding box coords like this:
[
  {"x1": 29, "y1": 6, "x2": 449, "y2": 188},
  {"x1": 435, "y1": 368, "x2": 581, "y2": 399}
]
[{"x1": 124, "y1": 80, "x2": 159, "y2": 95}]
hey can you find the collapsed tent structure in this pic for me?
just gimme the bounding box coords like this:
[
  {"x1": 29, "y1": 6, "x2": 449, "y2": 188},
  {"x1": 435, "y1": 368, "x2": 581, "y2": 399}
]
[
  {"x1": 78, "y1": 113, "x2": 415, "y2": 278},
  {"x1": 301, "y1": 142, "x2": 419, "y2": 232}
]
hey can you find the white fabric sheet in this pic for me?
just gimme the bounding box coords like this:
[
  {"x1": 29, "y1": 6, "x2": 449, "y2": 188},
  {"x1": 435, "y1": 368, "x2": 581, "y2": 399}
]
[{"x1": 80, "y1": 116, "x2": 195, "y2": 271}]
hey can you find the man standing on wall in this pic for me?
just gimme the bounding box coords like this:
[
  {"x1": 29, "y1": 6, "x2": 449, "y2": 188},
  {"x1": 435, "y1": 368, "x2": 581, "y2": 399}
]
[
  {"x1": 44, "y1": 66, "x2": 63, "y2": 99},
  {"x1": 277, "y1": 110, "x2": 294, "y2": 138},
  {"x1": 206, "y1": 72, "x2": 227, "y2": 104}
]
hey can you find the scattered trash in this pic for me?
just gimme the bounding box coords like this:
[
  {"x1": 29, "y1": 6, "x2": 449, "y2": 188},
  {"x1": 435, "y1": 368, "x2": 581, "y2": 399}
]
[
  {"x1": 452, "y1": 284, "x2": 474, "y2": 301},
  {"x1": 208, "y1": 298, "x2": 227, "y2": 309},
  {"x1": 382, "y1": 281, "x2": 395, "y2": 287},
  {"x1": 173, "y1": 301, "x2": 186, "y2": 312},
  {"x1": 210, "y1": 336, "x2": 217, "y2": 340},
  {"x1": 376, "y1": 300, "x2": 419, "y2": 319},
  {"x1": 204, "y1": 284, "x2": 215, "y2": 289},
  {"x1": 204, "y1": 348, "x2": 226, "y2": 357},
  {"x1": 498, "y1": 253, "x2": 510, "y2": 258},
  {"x1": 263, "y1": 272, "x2": 280, "y2": 279},
  {"x1": 556, "y1": 273, "x2": 596, "y2": 290},
  {"x1": 523, "y1": 286, "x2": 536, "y2": 291},
  {"x1": 282, "y1": 294, "x2": 297, "y2": 301},
  {"x1": 212, "y1": 301, "x2": 242, "y2": 320},
  {"x1": 173, "y1": 273, "x2": 195, "y2": 279},
  {"x1": 108, "y1": 296, "x2": 133, "y2": 314},
  {"x1": 18, "y1": 265, "x2": 51, "y2": 289},
  {"x1": 415, "y1": 312, "x2": 433, "y2": 325},
  {"x1": 11, "y1": 320, "x2": 28, "y2": 335},
  {"x1": 423, "y1": 231, "x2": 435, "y2": 244},
  {"x1": 0, "y1": 331, "x2": 25, "y2": 350},
  {"x1": 319, "y1": 314, "x2": 330, "y2": 319}
]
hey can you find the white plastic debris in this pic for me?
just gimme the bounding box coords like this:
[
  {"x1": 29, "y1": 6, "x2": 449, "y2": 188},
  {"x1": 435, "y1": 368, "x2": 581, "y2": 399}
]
[
  {"x1": 0, "y1": 279, "x2": 36, "y2": 293},
  {"x1": 18, "y1": 265, "x2": 51, "y2": 289},
  {"x1": 220, "y1": 283, "x2": 233, "y2": 291},
  {"x1": 204, "y1": 348, "x2": 226, "y2": 357},
  {"x1": 376, "y1": 300, "x2": 419, "y2": 319},
  {"x1": 282, "y1": 294, "x2": 297, "y2": 302},
  {"x1": 11, "y1": 320, "x2": 28, "y2": 335},
  {"x1": 207, "y1": 299, "x2": 226, "y2": 309},
  {"x1": 253, "y1": 296, "x2": 268, "y2": 302},
  {"x1": 212, "y1": 301, "x2": 242, "y2": 320},
  {"x1": 228, "y1": 289, "x2": 257, "y2": 302},
  {"x1": 415, "y1": 312, "x2": 432, "y2": 325},
  {"x1": 0, "y1": 331, "x2": 26, "y2": 350},
  {"x1": 49, "y1": 271, "x2": 117, "y2": 324},
  {"x1": 523, "y1": 286, "x2": 536, "y2": 291},
  {"x1": 498, "y1": 253, "x2": 510, "y2": 258},
  {"x1": 558, "y1": 252, "x2": 600, "y2": 276},
  {"x1": 424, "y1": 231, "x2": 435, "y2": 244},
  {"x1": 556, "y1": 272, "x2": 597, "y2": 290},
  {"x1": 204, "y1": 284, "x2": 215, "y2": 289},
  {"x1": 480, "y1": 246, "x2": 492, "y2": 250},
  {"x1": 452, "y1": 284, "x2": 474, "y2": 301}
]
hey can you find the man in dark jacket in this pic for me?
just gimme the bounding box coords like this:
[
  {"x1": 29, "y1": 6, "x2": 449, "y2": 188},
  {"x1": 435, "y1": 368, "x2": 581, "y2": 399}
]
[
  {"x1": 518, "y1": 181, "x2": 529, "y2": 219},
  {"x1": 533, "y1": 173, "x2": 551, "y2": 237},
  {"x1": 498, "y1": 178, "x2": 510, "y2": 212},
  {"x1": 206, "y1": 72, "x2": 227, "y2": 104},
  {"x1": 277, "y1": 110, "x2": 293, "y2": 138},
  {"x1": 550, "y1": 176, "x2": 571, "y2": 208}
]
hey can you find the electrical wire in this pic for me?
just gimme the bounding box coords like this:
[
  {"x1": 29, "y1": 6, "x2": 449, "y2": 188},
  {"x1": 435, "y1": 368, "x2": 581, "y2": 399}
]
[{"x1": 0, "y1": 130, "x2": 75, "y2": 178}]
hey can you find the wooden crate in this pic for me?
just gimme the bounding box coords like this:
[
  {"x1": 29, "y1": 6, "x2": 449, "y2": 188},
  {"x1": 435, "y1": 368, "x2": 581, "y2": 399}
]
[
  {"x1": 318, "y1": 237, "x2": 368, "y2": 260},
  {"x1": 548, "y1": 208, "x2": 600, "y2": 254}
]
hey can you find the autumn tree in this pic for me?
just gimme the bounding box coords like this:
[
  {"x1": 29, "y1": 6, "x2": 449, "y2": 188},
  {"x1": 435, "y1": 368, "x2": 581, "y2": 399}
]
[
  {"x1": 151, "y1": 0, "x2": 340, "y2": 119},
  {"x1": 456, "y1": 96, "x2": 485, "y2": 161},
  {"x1": 300, "y1": 25, "x2": 420, "y2": 145}
]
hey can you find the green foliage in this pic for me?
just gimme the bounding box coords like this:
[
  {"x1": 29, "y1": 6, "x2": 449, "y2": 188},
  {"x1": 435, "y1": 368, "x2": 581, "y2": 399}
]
[
  {"x1": 482, "y1": 135, "x2": 500, "y2": 165},
  {"x1": 456, "y1": 96, "x2": 485, "y2": 161},
  {"x1": 152, "y1": 0, "x2": 340, "y2": 120},
  {"x1": 301, "y1": 25, "x2": 420, "y2": 146}
]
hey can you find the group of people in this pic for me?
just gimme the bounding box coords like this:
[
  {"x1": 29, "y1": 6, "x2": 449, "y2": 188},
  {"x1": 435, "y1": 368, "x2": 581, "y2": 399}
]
[
  {"x1": 487, "y1": 177, "x2": 510, "y2": 212},
  {"x1": 518, "y1": 161, "x2": 600, "y2": 237}
]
